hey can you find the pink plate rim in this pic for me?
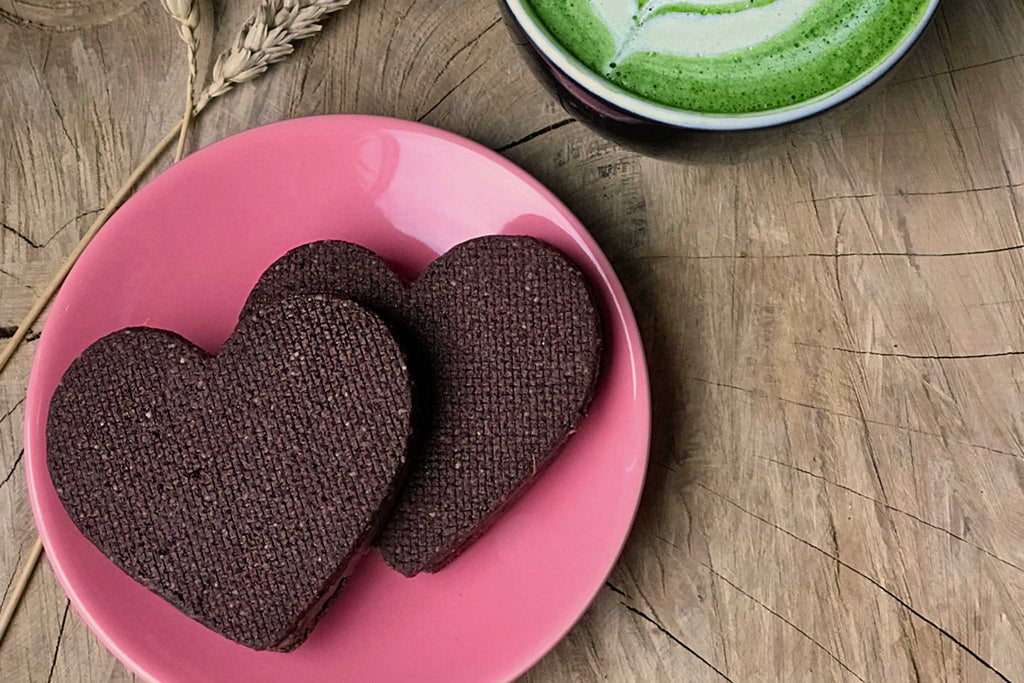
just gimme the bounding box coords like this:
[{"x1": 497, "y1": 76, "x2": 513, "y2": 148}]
[{"x1": 23, "y1": 115, "x2": 651, "y2": 682}]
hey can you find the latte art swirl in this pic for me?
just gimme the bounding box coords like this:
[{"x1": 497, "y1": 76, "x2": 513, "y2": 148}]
[
  {"x1": 526, "y1": 0, "x2": 932, "y2": 113},
  {"x1": 595, "y1": 0, "x2": 818, "y2": 64}
]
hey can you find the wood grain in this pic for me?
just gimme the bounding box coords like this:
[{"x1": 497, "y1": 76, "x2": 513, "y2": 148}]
[{"x1": 2, "y1": 0, "x2": 1022, "y2": 680}]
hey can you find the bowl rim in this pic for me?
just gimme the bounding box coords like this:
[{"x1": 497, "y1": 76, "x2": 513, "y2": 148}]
[{"x1": 503, "y1": 0, "x2": 942, "y2": 131}]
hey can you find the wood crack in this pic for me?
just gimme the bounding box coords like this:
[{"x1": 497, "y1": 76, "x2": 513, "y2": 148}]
[
  {"x1": 43, "y1": 87, "x2": 80, "y2": 168},
  {"x1": 698, "y1": 484, "x2": 1013, "y2": 683},
  {"x1": 0, "y1": 397, "x2": 25, "y2": 425},
  {"x1": 759, "y1": 455, "x2": 1024, "y2": 574},
  {"x1": 704, "y1": 552, "x2": 731, "y2": 677},
  {"x1": 811, "y1": 180, "x2": 1024, "y2": 204},
  {"x1": 21, "y1": 37, "x2": 79, "y2": 169},
  {"x1": 0, "y1": 266, "x2": 33, "y2": 291},
  {"x1": 382, "y1": 1, "x2": 416, "y2": 89},
  {"x1": 94, "y1": 33, "x2": 110, "y2": 101},
  {"x1": 1, "y1": 221, "x2": 42, "y2": 249},
  {"x1": 653, "y1": 532, "x2": 684, "y2": 553},
  {"x1": 436, "y1": 17, "x2": 501, "y2": 81},
  {"x1": 687, "y1": 376, "x2": 1024, "y2": 461},
  {"x1": 416, "y1": 62, "x2": 486, "y2": 123},
  {"x1": 494, "y1": 118, "x2": 577, "y2": 153},
  {"x1": 289, "y1": 31, "x2": 323, "y2": 115},
  {"x1": 605, "y1": 581, "x2": 628, "y2": 598},
  {"x1": 46, "y1": 600, "x2": 71, "y2": 683},
  {"x1": 0, "y1": 329, "x2": 37, "y2": 342},
  {"x1": 583, "y1": 618, "x2": 604, "y2": 665},
  {"x1": 823, "y1": 486, "x2": 843, "y2": 597},
  {"x1": 889, "y1": 52, "x2": 1024, "y2": 88},
  {"x1": 854, "y1": 395, "x2": 890, "y2": 504},
  {"x1": 1001, "y1": 157, "x2": 1024, "y2": 239},
  {"x1": 609, "y1": 578, "x2": 733, "y2": 680},
  {"x1": 703, "y1": 563, "x2": 865, "y2": 682},
  {"x1": 44, "y1": 208, "x2": 103, "y2": 246},
  {"x1": 800, "y1": 341, "x2": 1024, "y2": 361},
  {"x1": 1, "y1": 545, "x2": 22, "y2": 610},
  {"x1": 615, "y1": 242, "x2": 1024, "y2": 263},
  {"x1": 620, "y1": 602, "x2": 734, "y2": 682},
  {"x1": 0, "y1": 449, "x2": 25, "y2": 492},
  {"x1": 908, "y1": 648, "x2": 923, "y2": 683},
  {"x1": 626, "y1": 565, "x2": 664, "y2": 624}
]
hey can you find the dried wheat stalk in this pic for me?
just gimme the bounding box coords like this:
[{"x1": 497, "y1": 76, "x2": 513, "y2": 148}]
[
  {"x1": 0, "y1": 0, "x2": 357, "y2": 642},
  {"x1": 161, "y1": 0, "x2": 202, "y2": 162}
]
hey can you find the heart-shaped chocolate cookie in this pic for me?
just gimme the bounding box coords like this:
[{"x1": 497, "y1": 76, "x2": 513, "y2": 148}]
[
  {"x1": 47, "y1": 297, "x2": 412, "y2": 650},
  {"x1": 244, "y1": 237, "x2": 602, "y2": 576}
]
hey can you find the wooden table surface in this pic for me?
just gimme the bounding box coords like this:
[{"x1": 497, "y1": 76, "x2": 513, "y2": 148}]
[{"x1": 3, "y1": 0, "x2": 1024, "y2": 680}]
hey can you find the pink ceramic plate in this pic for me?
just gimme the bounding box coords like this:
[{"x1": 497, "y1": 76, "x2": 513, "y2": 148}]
[{"x1": 24, "y1": 116, "x2": 650, "y2": 682}]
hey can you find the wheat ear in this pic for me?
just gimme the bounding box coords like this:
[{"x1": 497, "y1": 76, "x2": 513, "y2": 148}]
[
  {"x1": 0, "y1": 1, "x2": 357, "y2": 641},
  {"x1": 195, "y1": 0, "x2": 354, "y2": 112},
  {"x1": 161, "y1": 0, "x2": 201, "y2": 162}
]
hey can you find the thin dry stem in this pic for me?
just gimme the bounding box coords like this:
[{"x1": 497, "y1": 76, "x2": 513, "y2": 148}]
[
  {"x1": 0, "y1": 538, "x2": 43, "y2": 646},
  {"x1": 178, "y1": 52, "x2": 196, "y2": 161},
  {"x1": 161, "y1": 0, "x2": 201, "y2": 161}
]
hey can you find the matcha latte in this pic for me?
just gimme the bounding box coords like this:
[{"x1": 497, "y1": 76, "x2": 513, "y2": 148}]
[{"x1": 524, "y1": 0, "x2": 933, "y2": 114}]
